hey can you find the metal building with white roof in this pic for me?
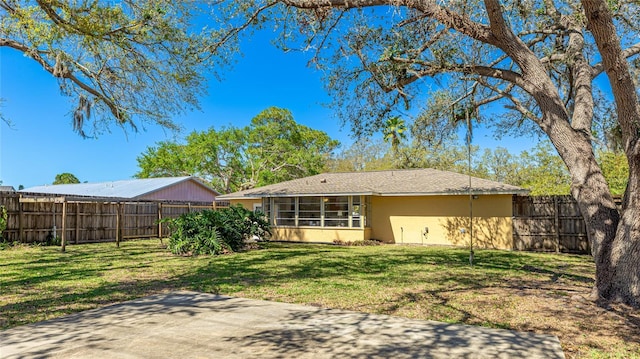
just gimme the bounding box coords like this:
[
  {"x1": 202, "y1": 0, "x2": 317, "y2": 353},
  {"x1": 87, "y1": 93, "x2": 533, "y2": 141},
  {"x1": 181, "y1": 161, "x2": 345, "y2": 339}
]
[{"x1": 20, "y1": 177, "x2": 219, "y2": 202}]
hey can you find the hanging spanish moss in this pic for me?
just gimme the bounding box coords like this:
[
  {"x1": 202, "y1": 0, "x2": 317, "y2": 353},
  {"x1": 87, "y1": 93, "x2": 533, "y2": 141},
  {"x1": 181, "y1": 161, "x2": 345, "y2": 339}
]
[{"x1": 73, "y1": 95, "x2": 91, "y2": 137}]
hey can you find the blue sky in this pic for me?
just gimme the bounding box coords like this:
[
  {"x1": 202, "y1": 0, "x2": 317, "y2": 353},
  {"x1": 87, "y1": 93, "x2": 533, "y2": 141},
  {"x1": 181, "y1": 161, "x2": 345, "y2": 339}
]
[{"x1": 0, "y1": 29, "x2": 534, "y2": 189}]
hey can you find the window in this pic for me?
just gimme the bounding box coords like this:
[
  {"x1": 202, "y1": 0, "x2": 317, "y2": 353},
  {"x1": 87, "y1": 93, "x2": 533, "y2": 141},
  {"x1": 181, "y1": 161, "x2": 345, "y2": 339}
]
[
  {"x1": 265, "y1": 195, "x2": 370, "y2": 229},
  {"x1": 324, "y1": 196, "x2": 349, "y2": 227},
  {"x1": 351, "y1": 196, "x2": 361, "y2": 228},
  {"x1": 274, "y1": 198, "x2": 295, "y2": 226},
  {"x1": 364, "y1": 196, "x2": 372, "y2": 227},
  {"x1": 298, "y1": 197, "x2": 321, "y2": 226},
  {"x1": 262, "y1": 198, "x2": 272, "y2": 225}
]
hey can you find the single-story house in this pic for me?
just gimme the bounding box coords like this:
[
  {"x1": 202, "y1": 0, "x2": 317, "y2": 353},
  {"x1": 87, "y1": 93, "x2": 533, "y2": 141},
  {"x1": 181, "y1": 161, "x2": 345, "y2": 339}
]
[
  {"x1": 20, "y1": 176, "x2": 219, "y2": 202},
  {"x1": 218, "y1": 168, "x2": 528, "y2": 249}
]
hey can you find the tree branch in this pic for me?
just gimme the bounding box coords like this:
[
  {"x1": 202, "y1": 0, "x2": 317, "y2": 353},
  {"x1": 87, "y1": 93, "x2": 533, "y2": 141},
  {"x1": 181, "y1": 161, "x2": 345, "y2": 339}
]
[
  {"x1": 0, "y1": 38, "x2": 124, "y2": 124},
  {"x1": 390, "y1": 56, "x2": 527, "y2": 90},
  {"x1": 592, "y1": 42, "x2": 640, "y2": 77},
  {"x1": 279, "y1": 0, "x2": 497, "y2": 44},
  {"x1": 202, "y1": 2, "x2": 279, "y2": 56},
  {"x1": 477, "y1": 78, "x2": 540, "y2": 123}
]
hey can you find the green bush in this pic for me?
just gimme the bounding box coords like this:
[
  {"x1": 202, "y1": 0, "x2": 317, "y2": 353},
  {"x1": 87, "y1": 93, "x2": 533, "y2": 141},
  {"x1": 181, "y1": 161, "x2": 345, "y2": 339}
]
[
  {"x1": 0, "y1": 206, "x2": 7, "y2": 243},
  {"x1": 333, "y1": 239, "x2": 382, "y2": 246},
  {"x1": 164, "y1": 205, "x2": 270, "y2": 256},
  {"x1": 0, "y1": 205, "x2": 6, "y2": 228}
]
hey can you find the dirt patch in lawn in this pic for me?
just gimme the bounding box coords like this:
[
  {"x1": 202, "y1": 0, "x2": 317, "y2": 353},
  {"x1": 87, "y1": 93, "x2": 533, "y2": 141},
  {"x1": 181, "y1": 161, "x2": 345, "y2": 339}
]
[
  {"x1": 462, "y1": 287, "x2": 638, "y2": 358},
  {"x1": 379, "y1": 271, "x2": 640, "y2": 359}
]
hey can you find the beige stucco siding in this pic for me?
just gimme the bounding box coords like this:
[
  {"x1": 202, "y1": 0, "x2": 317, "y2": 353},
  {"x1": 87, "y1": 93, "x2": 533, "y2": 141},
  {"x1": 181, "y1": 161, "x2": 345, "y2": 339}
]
[
  {"x1": 271, "y1": 227, "x2": 367, "y2": 243},
  {"x1": 370, "y1": 195, "x2": 514, "y2": 249},
  {"x1": 229, "y1": 195, "x2": 513, "y2": 248},
  {"x1": 229, "y1": 199, "x2": 262, "y2": 210}
]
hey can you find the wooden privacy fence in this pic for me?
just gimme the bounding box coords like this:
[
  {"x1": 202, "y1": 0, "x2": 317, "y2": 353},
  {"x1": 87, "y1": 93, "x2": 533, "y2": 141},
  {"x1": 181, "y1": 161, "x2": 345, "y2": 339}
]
[
  {"x1": 512, "y1": 195, "x2": 622, "y2": 254},
  {"x1": 0, "y1": 193, "x2": 229, "y2": 246}
]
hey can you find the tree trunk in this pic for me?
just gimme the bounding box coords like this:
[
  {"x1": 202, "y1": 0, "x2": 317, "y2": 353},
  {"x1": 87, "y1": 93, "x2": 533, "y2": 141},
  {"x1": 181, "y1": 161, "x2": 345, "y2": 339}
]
[
  {"x1": 597, "y1": 162, "x2": 640, "y2": 307},
  {"x1": 580, "y1": 0, "x2": 640, "y2": 307},
  {"x1": 541, "y1": 118, "x2": 625, "y2": 305}
]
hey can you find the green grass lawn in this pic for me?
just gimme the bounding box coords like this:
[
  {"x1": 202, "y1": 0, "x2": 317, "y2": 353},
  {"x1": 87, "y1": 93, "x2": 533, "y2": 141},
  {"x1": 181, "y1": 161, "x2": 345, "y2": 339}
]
[{"x1": 1, "y1": 240, "x2": 638, "y2": 358}]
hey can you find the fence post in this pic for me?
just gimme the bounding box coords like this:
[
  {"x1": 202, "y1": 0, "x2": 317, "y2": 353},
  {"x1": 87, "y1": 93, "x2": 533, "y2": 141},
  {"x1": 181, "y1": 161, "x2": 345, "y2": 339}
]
[
  {"x1": 157, "y1": 202, "x2": 163, "y2": 240},
  {"x1": 554, "y1": 196, "x2": 560, "y2": 253},
  {"x1": 18, "y1": 201, "x2": 24, "y2": 243},
  {"x1": 116, "y1": 202, "x2": 121, "y2": 247},
  {"x1": 61, "y1": 199, "x2": 67, "y2": 252},
  {"x1": 95, "y1": 202, "x2": 100, "y2": 241},
  {"x1": 75, "y1": 202, "x2": 80, "y2": 244}
]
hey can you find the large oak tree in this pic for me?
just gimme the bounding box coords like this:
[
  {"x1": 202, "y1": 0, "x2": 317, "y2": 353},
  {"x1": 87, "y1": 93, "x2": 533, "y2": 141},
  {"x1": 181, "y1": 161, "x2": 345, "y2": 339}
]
[{"x1": 215, "y1": 0, "x2": 640, "y2": 306}]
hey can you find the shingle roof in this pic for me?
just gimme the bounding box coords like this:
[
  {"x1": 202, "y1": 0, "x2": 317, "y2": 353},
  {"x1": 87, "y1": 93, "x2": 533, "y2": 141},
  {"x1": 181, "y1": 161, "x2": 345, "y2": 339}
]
[
  {"x1": 0, "y1": 186, "x2": 16, "y2": 192},
  {"x1": 218, "y1": 168, "x2": 528, "y2": 199},
  {"x1": 19, "y1": 177, "x2": 217, "y2": 199}
]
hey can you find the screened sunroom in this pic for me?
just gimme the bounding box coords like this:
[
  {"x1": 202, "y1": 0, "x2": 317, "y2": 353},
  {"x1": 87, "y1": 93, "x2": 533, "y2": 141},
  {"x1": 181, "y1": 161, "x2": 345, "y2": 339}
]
[{"x1": 263, "y1": 195, "x2": 371, "y2": 228}]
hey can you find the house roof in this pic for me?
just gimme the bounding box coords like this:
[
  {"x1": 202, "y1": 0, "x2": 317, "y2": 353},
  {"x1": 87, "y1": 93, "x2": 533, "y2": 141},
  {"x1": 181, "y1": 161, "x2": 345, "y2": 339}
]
[
  {"x1": 218, "y1": 168, "x2": 528, "y2": 199},
  {"x1": 0, "y1": 186, "x2": 16, "y2": 192},
  {"x1": 19, "y1": 177, "x2": 219, "y2": 199}
]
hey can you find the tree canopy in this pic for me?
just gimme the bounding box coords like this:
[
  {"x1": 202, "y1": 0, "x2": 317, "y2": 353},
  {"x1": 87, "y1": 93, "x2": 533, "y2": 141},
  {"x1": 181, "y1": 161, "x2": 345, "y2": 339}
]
[
  {"x1": 0, "y1": 1, "x2": 228, "y2": 136},
  {"x1": 53, "y1": 172, "x2": 80, "y2": 184},
  {"x1": 136, "y1": 107, "x2": 339, "y2": 193}
]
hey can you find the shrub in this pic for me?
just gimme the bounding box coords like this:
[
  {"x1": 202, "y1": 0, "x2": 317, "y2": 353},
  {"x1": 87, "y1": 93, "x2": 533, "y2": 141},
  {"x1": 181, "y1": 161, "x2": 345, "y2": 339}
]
[
  {"x1": 164, "y1": 205, "x2": 270, "y2": 256},
  {"x1": 0, "y1": 206, "x2": 7, "y2": 240},
  {"x1": 333, "y1": 239, "x2": 383, "y2": 246}
]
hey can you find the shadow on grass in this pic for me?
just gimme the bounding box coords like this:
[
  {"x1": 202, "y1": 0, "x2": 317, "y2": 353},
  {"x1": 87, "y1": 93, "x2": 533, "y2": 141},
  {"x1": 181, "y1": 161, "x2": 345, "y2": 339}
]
[
  {"x1": 190, "y1": 244, "x2": 594, "y2": 291},
  {"x1": 0, "y1": 241, "x2": 596, "y2": 331}
]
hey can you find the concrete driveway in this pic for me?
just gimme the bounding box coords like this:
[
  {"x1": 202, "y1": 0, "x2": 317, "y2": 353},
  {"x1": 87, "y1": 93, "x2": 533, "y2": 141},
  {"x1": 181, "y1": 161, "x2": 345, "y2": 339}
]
[{"x1": 1, "y1": 291, "x2": 564, "y2": 358}]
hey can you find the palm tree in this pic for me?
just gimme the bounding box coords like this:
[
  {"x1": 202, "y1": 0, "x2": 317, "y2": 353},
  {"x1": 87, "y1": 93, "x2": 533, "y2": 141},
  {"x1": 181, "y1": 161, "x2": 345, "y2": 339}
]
[{"x1": 382, "y1": 116, "x2": 407, "y2": 154}]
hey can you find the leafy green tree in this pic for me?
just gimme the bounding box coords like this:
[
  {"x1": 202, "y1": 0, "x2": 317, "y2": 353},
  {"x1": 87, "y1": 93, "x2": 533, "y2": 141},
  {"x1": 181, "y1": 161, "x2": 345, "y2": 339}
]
[
  {"x1": 214, "y1": 0, "x2": 640, "y2": 306},
  {"x1": 475, "y1": 147, "x2": 524, "y2": 186},
  {"x1": 597, "y1": 151, "x2": 629, "y2": 196},
  {"x1": 246, "y1": 107, "x2": 339, "y2": 188},
  {"x1": 136, "y1": 107, "x2": 338, "y2": 193},
  {"x1": 53, "y1": 172, "x2": 80, "y2": 185},
  {"x1": 185, "y1": 127, "x2": 248, "y2": 193},
  {"x1": 518, "y1": 142, "x2": 571, "y2": 195},
  {"x1": 0, "y1": 1, "x2": 223, "y2": 135},
  {"x1": 136, "y1": 141, "x2": 191, "y2": 178},
  {"x1": 395, "y1": 142, "x2": 473, "y2": 173},
  {"x1": 328, "y1": 138, "x2": 394, "y2": 172},
  {"x1": 137, "y1": 128, "x2": 249, "y2": 193}
]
